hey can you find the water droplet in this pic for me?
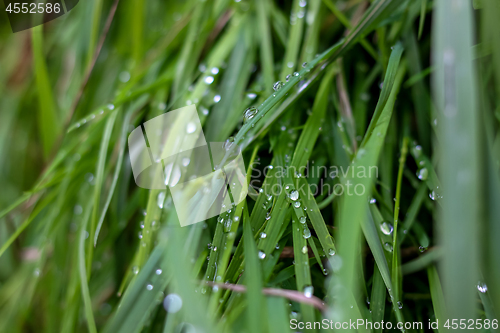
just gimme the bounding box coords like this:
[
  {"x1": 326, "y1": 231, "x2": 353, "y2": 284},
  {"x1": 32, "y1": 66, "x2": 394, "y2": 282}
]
[
  {"x1": 243, "y1": 107, "x2": 258, "y2": 123},
  {"x1": 419, "y1": 246, "x2": 427, "y2": 252},
  {"x1": 293, "y1": 72, "x2": 299, "y2": 77},
  {"x1": 302, "y1": 62, "x2": 307, "y2": 68},
  {"x1": 204, "y1": 76, "x2": 214, "y2": 84},
  {"x1": 293, "y1": 201, "x2": 301, "y2": 208},
  {"x1": 369, "y1": 198, "x2": 377, "y2": 204},
  {"x1": 74, "y1": 205, "x2": 83, "y2": 215},
  {"x1": 273, "y1": 81, "x2": 284, "y2": 91},
  {"x1": 384, "y1": 242, "x2": 393, "y2": 252},
  {"x1": 260, "y1": 232, "x2": 267, "y2": 239},
  {"x1": 119, "y1": 71, "x2": 131, "y2": 82},
  {"x1": 417, "y1": 168, "x2": 428, "y2": 181},
  {"x1": 217, "y1": 216, "x2": 224, "y2": 223},
  {"x1": 211, "y1": 67, "x2": 219, "y2": 75},
  {"x1": 477, "y1": 281, "x2": 488, "y2": 293},
  {"x1": 132, "y1": 266, "x2": 139, "y2": 274},
  {"x1": 224, "y1": 218, "x2": 233, "y2": 232},
  {"x1": 156, "y1": 269, "x2": 162, "y2": 275},
  {"x1": 163, "y1": 293, "x2": 183, "y2": 313},
  {"x1": 258, "y1": 251, "x2": 266, "y2": 259},
  {"x1": 289, "y1": 190, "x2": 299, "y2": 201},
  {"x1": 299, "y1": 216, "x2": 306, "y2": 224},
  {"x1": 429, "y1": 190, "x2": 437, "y2": 200},
  {"x1": 380, "y1": 222, "x2": 394, "y2": 236},
  {"x1": 285, "y1": 74, "x2": 291, "y2": 82},
  {"x1": 247, "y1": 92, "x2": 257, "y2": 99},
  {"x1": 186, "y1": 122, "x2": 196, "y2": 134},
  {"x1": 303, "y1": 228, "x2": 311, "y2": 239},
  {"x1": 157, "y1": 192, "x2": 166, "y2": 209},
  {"x1": 146, "y1": 284, "x2": 154, "y2": 291},
  {"x1": 397, "y1": 301, "x2": 403, "y2": 309},
  {"x1": 328, "y1": 248, "x2": 335, "y2": 256},
  {"x1": 107, "y1": 104, "x2": 115, "y2": 110},
  {"x1": 301, "y1": 246, "x2": 308, "y2": 254},
  {"x1": 265, "y1": 212, "x2": 272, "y2": 220},
  {"x1": 214, "y1": 95, "x2": 221, "y2": 103},
  {"x1": 303, "y1": 285, "x2": 314, "y2": 298},
  {"x1": 223, "y1": 137, "x2": 235, "y2": 151},
  {"x1": 412, "y1": 145, "x2": 422, "y2": 158},
  {"x1": 287, "y1": 61, "x2": 294, "y2": 68}
]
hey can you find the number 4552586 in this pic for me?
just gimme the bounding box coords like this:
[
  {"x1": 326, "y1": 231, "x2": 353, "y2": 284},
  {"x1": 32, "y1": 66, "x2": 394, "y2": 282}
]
[
  {"x1": 6, "y1": 2, "x2": 61, "y2": 14},
  {"x1": 444, "y1": 319, "x2": 498, "y2": 330}
]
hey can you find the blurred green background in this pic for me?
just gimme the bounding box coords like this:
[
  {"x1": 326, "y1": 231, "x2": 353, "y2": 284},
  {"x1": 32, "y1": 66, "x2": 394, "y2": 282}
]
[{"x1": 0, "y1": 0, "x2": 499, "y2": 332}]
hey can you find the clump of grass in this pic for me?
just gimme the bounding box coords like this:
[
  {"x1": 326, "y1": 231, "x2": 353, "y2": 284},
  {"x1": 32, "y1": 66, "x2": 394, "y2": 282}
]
[{"x1": 0, "y1": 0, "x2": 499, "y2": 332}]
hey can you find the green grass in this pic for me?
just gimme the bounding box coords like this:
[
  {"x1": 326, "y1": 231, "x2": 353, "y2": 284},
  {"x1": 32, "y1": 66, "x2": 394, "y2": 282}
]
[{"x1": 0, "y1": 0, "x2": 499, "y2": 332}]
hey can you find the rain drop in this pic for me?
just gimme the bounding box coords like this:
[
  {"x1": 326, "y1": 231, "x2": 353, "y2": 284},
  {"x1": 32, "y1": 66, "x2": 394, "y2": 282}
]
[
  {"x1": 204, "y1": 76, "x2": 214, "y2": 84},
  {"x1": 289, "y1": 190, "x2": 299, "y2": 201},
  {"x1": 186, "y1": 122, "x2": 196, "y2": 134},
  {"x1": 412, "y1": 145, "x2": 422, "y2": 158},
  {"x1": 417, "y1": 168, "x2": 428, "y2": 181},
  {"x1": 223, "y1": 137, "x2": 235, "y2": 151},
  {"x1": 163, "y1": 293, "x2": 183, "y2": 313},
  {"x1": 477, "y1": 281, "x2": 488, "y2": 293},
  {"x1": 243, "y1": 107, "x2": 258, "y2": 123},
  {"x1": 380, "y1": 222, "x2": 394, "y2": 236},
  {"x1": 273, "y1": 81, "x2": 284, "y2": 91},
  {"x1": 303, "y1": 285, "x2": 314, "y2": 298},
  {"x1": 157, "y1": 192, "x2": 166, "y2": 209}
]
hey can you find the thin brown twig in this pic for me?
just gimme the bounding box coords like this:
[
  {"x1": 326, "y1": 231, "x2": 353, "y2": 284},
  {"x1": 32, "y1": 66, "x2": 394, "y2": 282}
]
[
  {"x1": 205, "y1": 281, "x2": 328, "y2": 312},
  {"x1": 65, "y1": 0, "x2": 120, "y2": 128}
]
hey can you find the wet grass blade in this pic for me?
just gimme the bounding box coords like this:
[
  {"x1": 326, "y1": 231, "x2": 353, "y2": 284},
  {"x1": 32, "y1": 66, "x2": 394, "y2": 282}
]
[
  {"x1": 94, "y1": 108, "x2": 132, "y2": 245},
  {"x1": 391, "y1": 137, "x2": 408, "y2": 301},
  {"x1": 32, "y1": 26, "x2": 61, "y2": 158},
  {"x1": 78, "y1": 204, "x2": 97, "y2": 333},
  {"x1": 433, "y1": 0, "x2": 480, "y2": 320},
  {"x1": 87, "y1": 110, "x2": 118, "y2": 274},
  {"x1": 243, "y1": 217, "x2": 266, "y2": 333},
  {"x1": 334, "y1": 43, "x2": 405, "y2": 324},
  {"x1": 427, "y1": 265, "x2": 447, "y2": 333}
]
